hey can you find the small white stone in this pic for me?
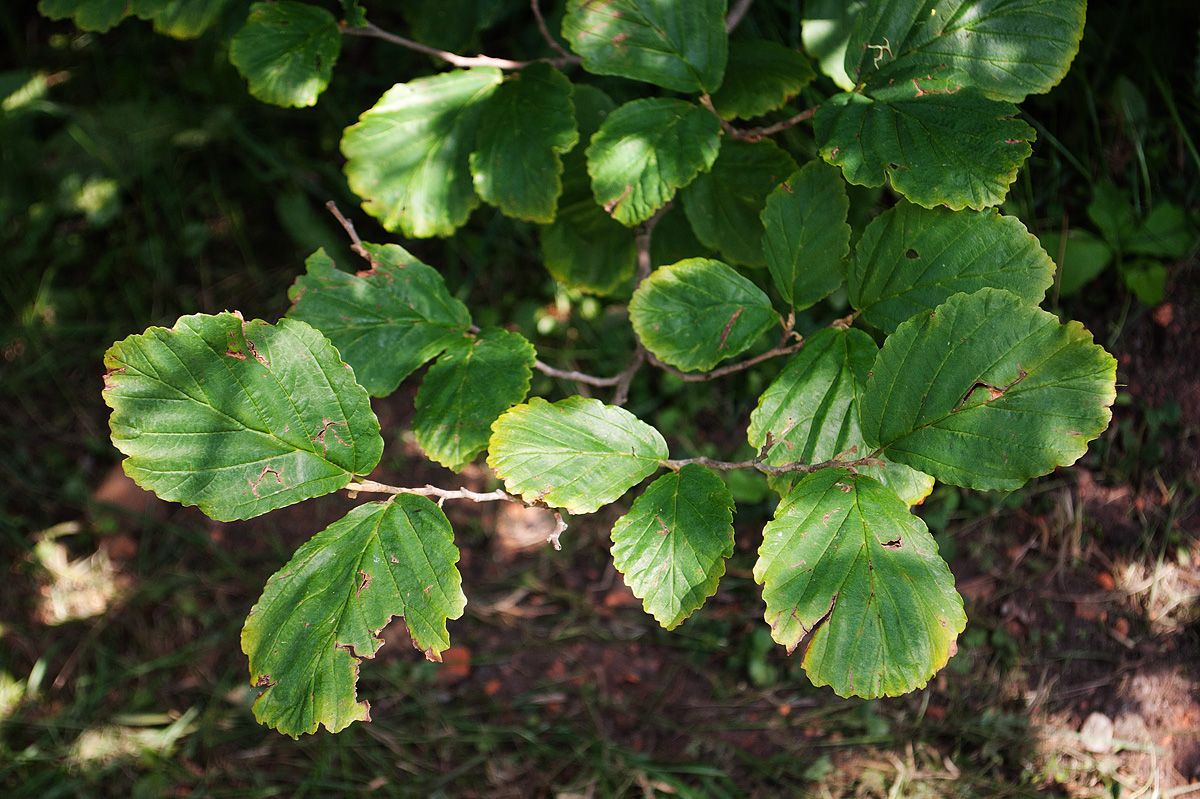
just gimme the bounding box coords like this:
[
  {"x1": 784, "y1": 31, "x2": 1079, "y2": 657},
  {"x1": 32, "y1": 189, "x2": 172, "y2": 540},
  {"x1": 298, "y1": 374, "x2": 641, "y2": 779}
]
[{"x1": 1080, "y1": 712, "x2": 1115, "y2": 754}]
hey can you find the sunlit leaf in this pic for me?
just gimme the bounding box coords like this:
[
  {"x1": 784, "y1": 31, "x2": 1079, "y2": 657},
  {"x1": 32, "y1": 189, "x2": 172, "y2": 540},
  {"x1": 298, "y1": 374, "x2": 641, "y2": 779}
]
[
  {"x1": 488, "y1": 396, "x2": 668, "y2": 514},
  {"x1": 562, "y1": 0, "x2": 728, "y2": 94},
  {"x1": 229, "y1": 1, "x2": 341, "y2": 108},
  {"x1": 470, "y1": 63, "x2": 577, "y2": 223},
  {"x1": 286, "y1": 245, "x2": 472, "y2": 397},
  {"x1": 756, "y1": 469, "x2": 966, "y2": 698},
  {"x1": 860, "y1": 288, "x2": 1118, "y2": 490},
  {"x1": 587, "y1": 98, "x2": 722, "y2": 226},
  {"x1": 102, "y1": 313, "x2": 382, "y2": 521},
  {"x1": 341, "y1": 68, "x2": 502, "y2": 237},
  {"x1": 242, "y1": 497, "x2": 465, "y2": 737},
  {"x1": 801, "y1": 0, "x2": 866, "y2": 91}
]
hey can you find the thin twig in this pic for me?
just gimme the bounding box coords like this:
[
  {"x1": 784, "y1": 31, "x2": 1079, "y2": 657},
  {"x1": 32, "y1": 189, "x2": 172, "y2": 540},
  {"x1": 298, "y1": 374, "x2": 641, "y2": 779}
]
[
  {"x1": 534, "y1": 359, "x2": 623, "y2": 387},
  {"x1": 325, "y1": 201, "x2": 373, "y2": 264},
  {"x1": 342, "y1": 21, "x2": 577, "y2": 70},
  {"x1": 698, "y1": 94, "x2": 739, "y2": 138},
  {"x1": 531, "y1": 0, "x2": 577, "y2": 62},
  {"x1": 734, "y1": 107, "x2": 819, "y2": 141},
  {"x1": 646, "y1": 338, "x2": 804, "y2": 382},
  {"x1": 634, "y1": 204, "x2": 670, "y2": 285},
  {"x1": 347, "y1": 479, "x2": 520, "y2": 504},
  {"x1": 725, "y1": 0, "x2": 755, "y2": 32},
  {"x1": 663, "y1": 454, "x2": 884, "y2": 476},
  {"x1": 611, "y1": 347, "x2": 646, "y2": 406}
]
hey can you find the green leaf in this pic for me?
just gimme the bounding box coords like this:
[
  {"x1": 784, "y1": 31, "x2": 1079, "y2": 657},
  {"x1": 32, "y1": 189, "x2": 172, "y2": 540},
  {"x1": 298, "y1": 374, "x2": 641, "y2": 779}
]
[
  {"x1": 414, "y1": 328, "x2": 535, "y2": 471},
  {"x1": 588, "y1": 98, "x2": 722, "y2": 226},
  {"x1": 860, "y1": 288, "x2": 1118, "y2": 490},
  {"x1": 470, "y1": 63, "x2": 578, "y2": 223},
  {"x1": 1087, "y1": 182, "x2": 1136, "y2": 251},
  {"x1": 761, "y1": 161, "x2": 851, "y2": 310},
  {"x1": 629, "y1": 258, "x2": 778, "y2": 372},
  {"x1": 343, "y1": 0, "x2": 367, "y2": 28},
  {"x1": 710, "y1": 40, "x2": 816, "y2": 121},
  {"x1": 37, "y1": 0, "x2": 129, "y2": 32},
  {"x1": 850, "y1": 200, "x2": 1055, "y2": 334},
  {"x1": 610, "y1": 465, "x2": 735, "y2": 630},
  {"x1": 541, "y1": 84, "x2": 637, "y2": 295},
  {"x1": 847, "y1": 0, "x2": 1087, "y2": 103},
  {"x1": 341, "y1": 68, "x2": 502, "y2": 238},
  {"x1": 561, "y1": 0, "x2": 728, "y2": 94},
  {"x1": 286, "y1": 245, "x2": 472, "y2": 397},
  {"x1": 129, "y1": 0, "x2": 232, "y2": 38},
  {"x1": 1120, "y1": 259, "x2": 1168, "y2": 306},
  {"x1": 242, "y1": 496, "x2": 466, "y2": 737},
  {"x1": 755, "y1": 469, "x2": 966, "y2": 699},
  {"x1": 801, "y1": 0, "x2": 866, "y2": 91},
  {"x1": 102, "y1": 313, "x2": 383, "y2": 522},
  {"x1": 229, "y1": 2, "x2": 341, "y2": 109},
  {"x1": 680, "y1": 139, "x2": 798, "y2": 267},
  {"x1": 488, "y1": 396, "x2": 668, "y2": 514},
  {"x1": 815, "y1": 68, "x2": 1034, "y2": 210},
  {"x1": 747, "y1": 327, "x2": 933, "y2": 506},
  {"x1": 1036, "y1": 228, "x2": 1114, "y2": 297},
  {"x1": 1127, "y1": 202, "x2": 1195, "y2": 260}
]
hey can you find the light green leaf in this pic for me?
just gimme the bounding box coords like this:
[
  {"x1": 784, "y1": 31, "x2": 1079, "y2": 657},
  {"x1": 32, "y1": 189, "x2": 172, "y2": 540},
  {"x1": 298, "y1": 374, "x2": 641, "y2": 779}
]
[
  {"x1": 1037, "y1": 228, "x2": 1114, "y2": 297},
  {"x1": 748, "y1": 327, "x2": 932, "y2": 506},
  {"x1": 755, "y1": 469, "x2": 966, "y2": 699},
  {"x1": 629, "y1": 258, "x2": 778, "y2": 372},
  {"x1": 761, "y1": 161, "x2": 851, "y2": 310},
  {"x1": 341, "y1": 68, "x2": 502, "y2": 238},
  {"x1": 680, "y1": 139, "x2": 798, "y2": 267},
  {"x1": 414, "y1": 328, "x2": 535, "y2": 471},
  {"x1": 242, "y1": 496, "x2": 465, "y2": 737},
  {"x1": 847, "y1": 0, "x2": 1087, "y2": 103},
  {"x1": 102, "y1": 313, "x2": 382, "y2": 522},
  {"x1": 850, "y1": 200, "x2": 1054, "y2": 333},
  {"x1": 229, "y1": 2, "x2": 341, "y2": 109},
  {"x1": 587, "y1": 98, "x2": 722, "y2": 226},
  {"x1": 561, "y1": 0, "x2": 728, "y2": 94},
  {"x1": 815, "y1": 68, "x2": 1034, "y2": 210},
  {"x1": 286, "y1": 245, "x2": 472, "y2": 397},
  {"x1": 541, "y1": 84, "x2": 637, "y2": 295},
  {"x1": 611, "y1": 465, "x2": 734, "y2": 630},
  {"x1": 801, "y1": 0, "x2": 866, "y2": 91},
  {"x1": 860, "y1": 288, "x2": 1117, "y2": 490},
  {"x1": 488, "y1": 396, "x2": 668, "y2": 514},
  {"x1": 711, "y1": 40, "x2": 816, "y2": 120},
  {"x1": 470, "y1": 63, "x2": 577, "y2": 223}
]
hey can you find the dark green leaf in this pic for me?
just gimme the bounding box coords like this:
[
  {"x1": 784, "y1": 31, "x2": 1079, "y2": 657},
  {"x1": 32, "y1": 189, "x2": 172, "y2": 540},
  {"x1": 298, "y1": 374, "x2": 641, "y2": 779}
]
[
  {"x1": 847, "y1": 0, "x2": 1087, "y2": 102},
  {"x1": 341, "y1": 68, "x2": 502, "y2": 237},
  {"x1": 1036, "y1": 228, "x2": 1113, "y2": 297},
  {"x1": 747, "y1": 327, "x2": 933, "y2": 505},
  {"x1": 286, "y1": 245, "x2": 472, "y2": 397},
  {"x1": 134, "y1": 0, "x2": 233, "y2": 38},
  {"x1": 414, "y1": 328, "x2": 536, "y2": 471},
  {"x1": 37, "y1": 0, "x2": 129, "y2": 32},
  {"x1": 102, "y1": 313, "x2": 383, "y2": 522},
  {"x1": 710, "y1": 40, "x2": 816, "y2": 121},
  {"x1": 849, "y1": 200, "x2": 1054, "y2": 333},
  {"x1": 562, "y1": 0, "x2": 728, "y2": 94},
  {"x1": 629, "y1": 258, "x2": 778, "y2": 372},
  {"x1": 587, "y1": 98, "x2": 722, "y2": 226},
  {"x1": 801, "y1": 0, "x2": 866, "y2": 91},
  {"x1": 1127, "y1": 203, "x2": 1195, "y2": 259},
  {"x1": 611, "y1": 464, "x2": 734, "y2": 629},
  {"x1": 541, "y1": 84, "x2": 637, "y2": 295},
  {"x1": 471, "y1": 63, "x2": 578, "y2": 223},
  {"x1": 1120, "y1": 259, "x2": 1167, "y2": 306},
  {"x1": 815, "y1": 68, "x2": 1034, "y2": 210},
  {"x1": 756, "y1": 469, "x2": 966, "y2": 699},
  {"x1": 681, "y1": 139, "x2": 798, "y2": 267},
  {"x1": 760, "y1": 161, "x2": 851, "y2": 310},
  {"x1": 229, "y1": 2, "x2": 341, "y2": 109},
  {"x1": 242, "y1": 497, "x2": 465, "y2": 737},
  {"x1": 488, "y1": 396, "x2": 668, "y2": 514},
  {"x1": 860, "y1": 288, "x2": 1118, "y2": 490},
  {"x1": 1087, "y1": 182, "x2": 1137, "y2": 251}
]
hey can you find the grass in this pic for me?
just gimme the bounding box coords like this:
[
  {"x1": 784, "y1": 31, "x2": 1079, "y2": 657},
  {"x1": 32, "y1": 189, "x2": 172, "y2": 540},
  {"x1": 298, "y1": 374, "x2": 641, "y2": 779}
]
[{"x1": 3, "y1": 0, "x2": 1200, "y2": 796}]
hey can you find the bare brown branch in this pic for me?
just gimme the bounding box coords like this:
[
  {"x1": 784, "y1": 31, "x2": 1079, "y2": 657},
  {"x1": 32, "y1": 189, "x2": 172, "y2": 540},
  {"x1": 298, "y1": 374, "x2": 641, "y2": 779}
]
[{"x1": 342, "y1": 21, "x2": 579, "y2": 70}]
